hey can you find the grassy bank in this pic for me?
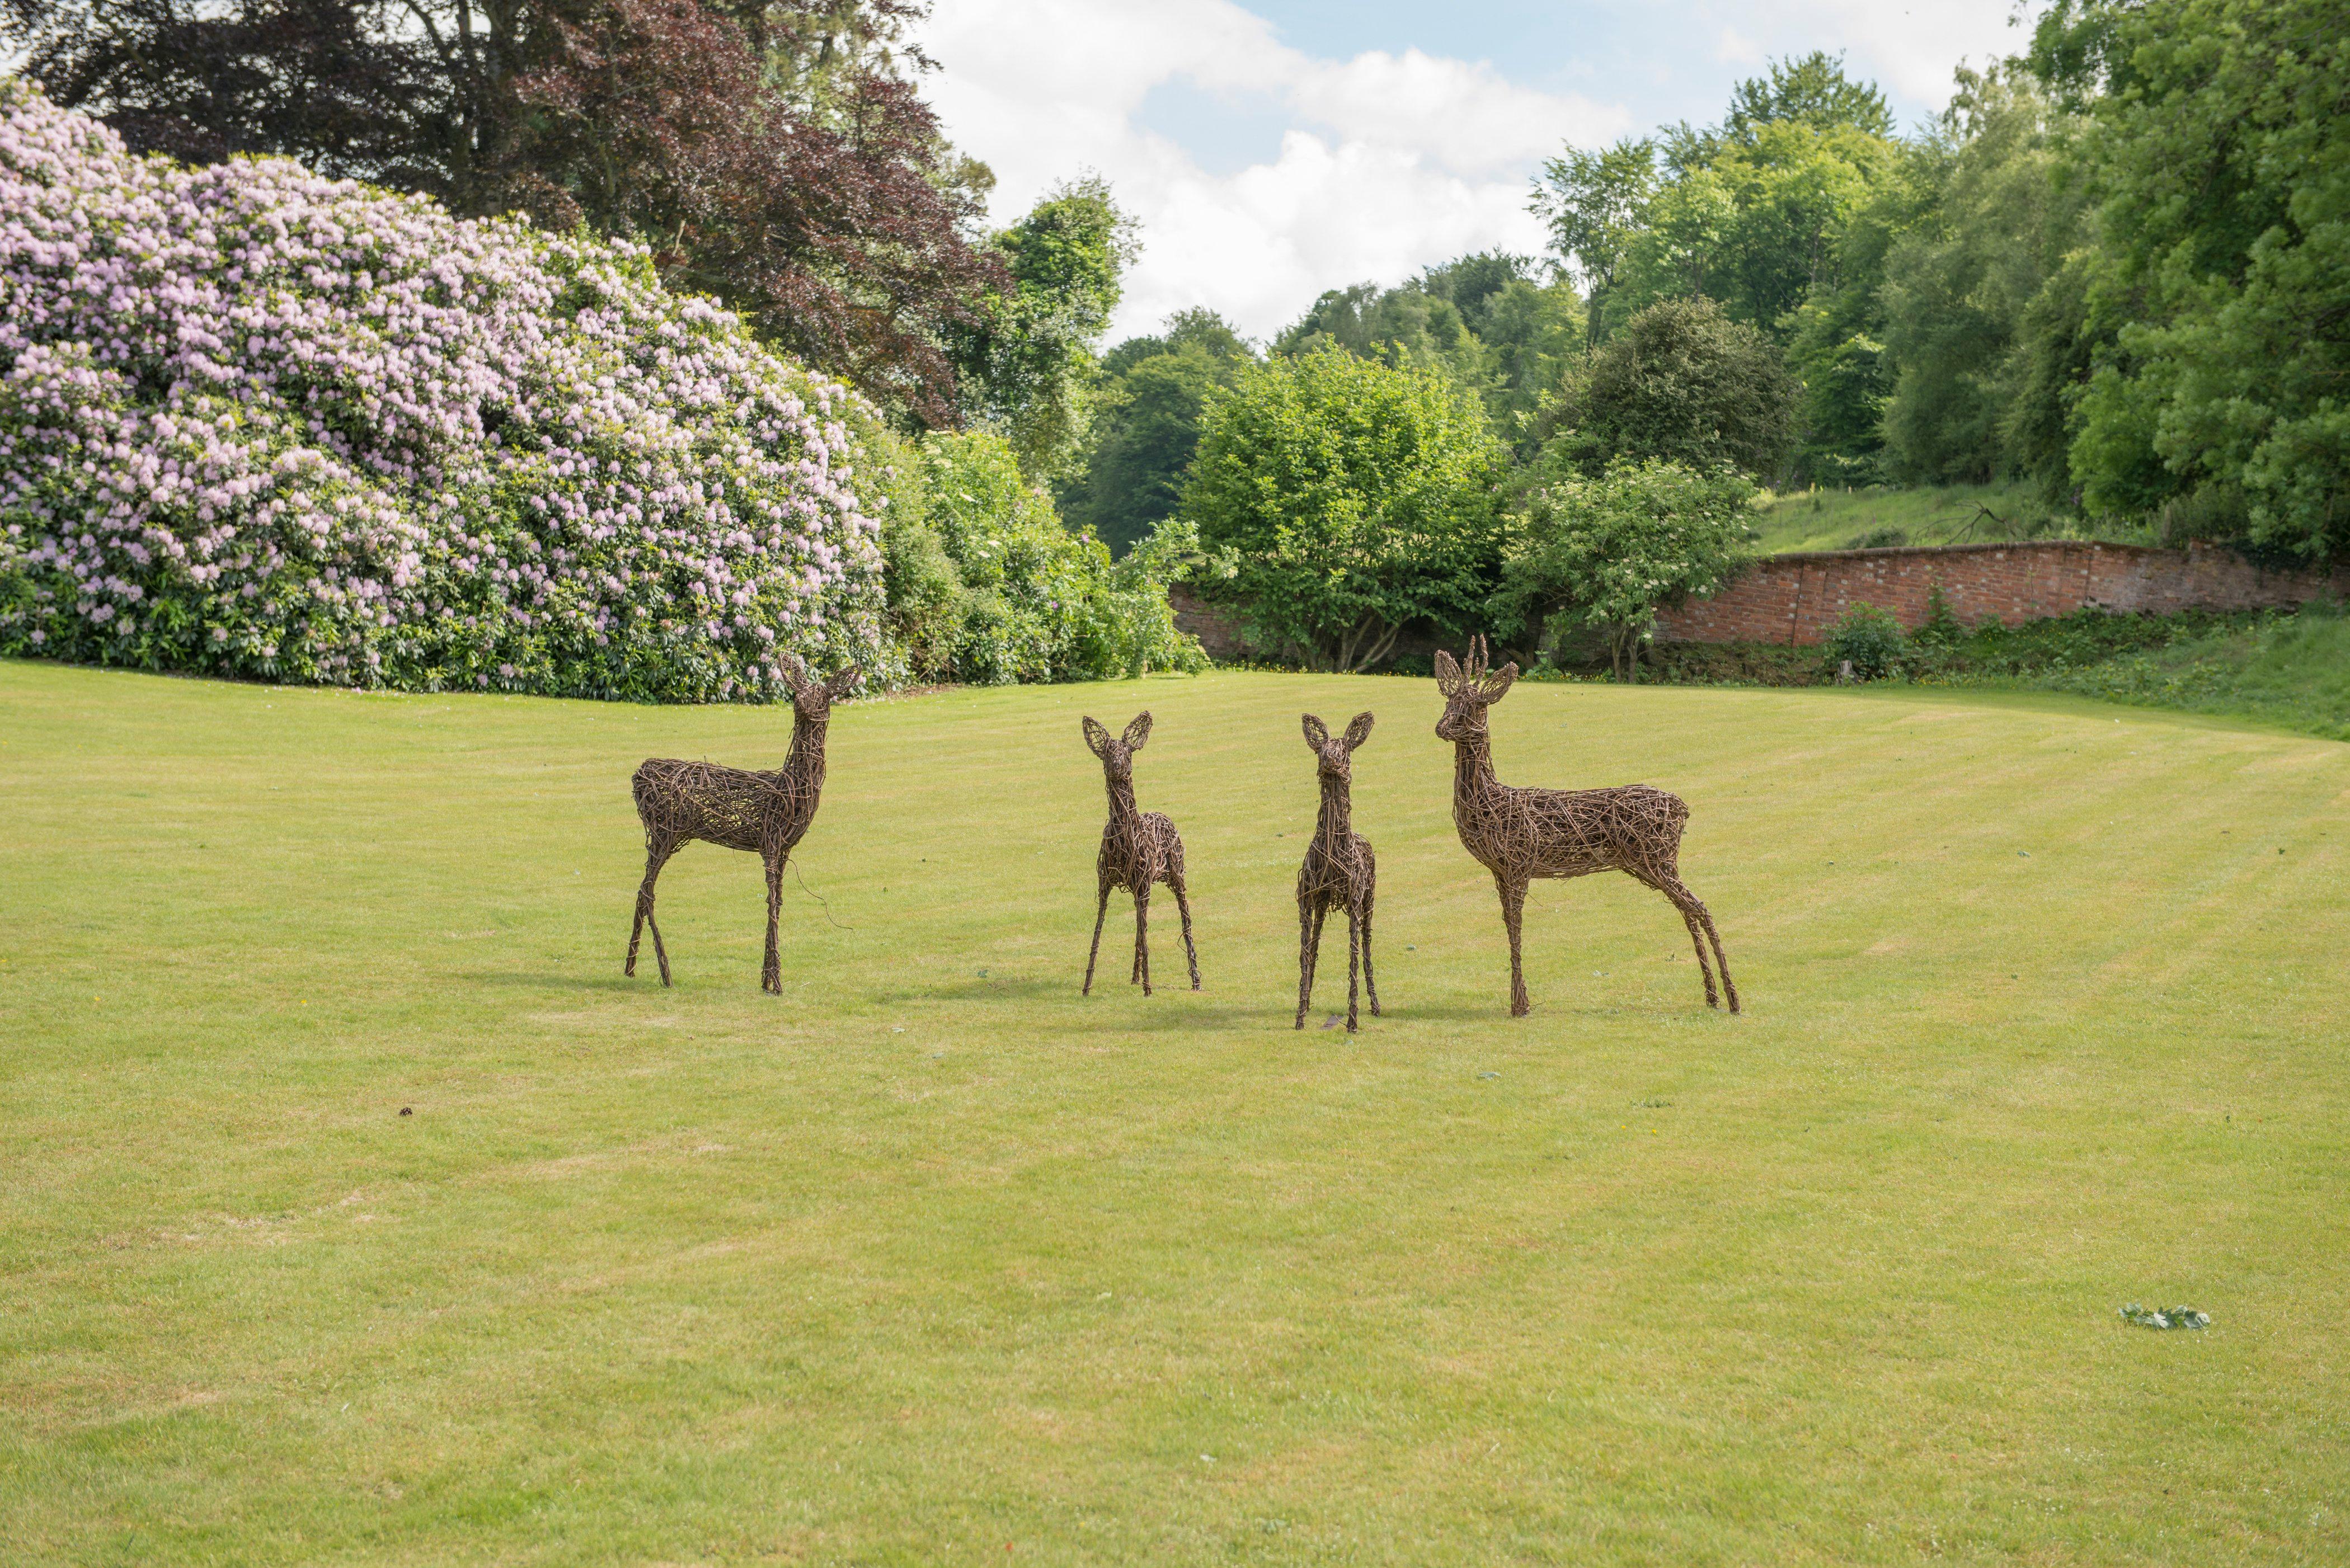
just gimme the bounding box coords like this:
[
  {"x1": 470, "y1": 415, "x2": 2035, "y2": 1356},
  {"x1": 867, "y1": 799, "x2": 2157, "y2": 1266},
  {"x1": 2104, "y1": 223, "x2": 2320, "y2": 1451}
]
[
  {"x1": 1631, "y1": 605, "x2": 2350, "y2": 742},
  {"x1": 1751, "y1": 482, "x2": 2144, "y2": 555},
  {"x1": 3, "y1": 661, "x2": 2347, "y2": 1564}
]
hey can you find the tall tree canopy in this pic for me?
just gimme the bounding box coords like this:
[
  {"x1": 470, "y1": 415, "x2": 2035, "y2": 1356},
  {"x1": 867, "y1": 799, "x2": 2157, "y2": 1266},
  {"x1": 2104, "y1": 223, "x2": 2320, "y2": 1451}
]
[
  {"x1": 1, "y1": 0, "x2": 1003, "y2": 425},
  {"x1": 2030, "y1": 0, "x2": 2350, "y2": 558},
  {"x1": 1272, "y1": 253, "x2": 1582, "y2": 452},
  {"x1": 950, "y1": 176, "x2": 1139, "y2": 484},
  {"x1": 1058, "y1": 309, "x2": 1255, "y2": 557},
  {"x1": 1183, "y1": 349, "x2": 1505, "y2": 672}
]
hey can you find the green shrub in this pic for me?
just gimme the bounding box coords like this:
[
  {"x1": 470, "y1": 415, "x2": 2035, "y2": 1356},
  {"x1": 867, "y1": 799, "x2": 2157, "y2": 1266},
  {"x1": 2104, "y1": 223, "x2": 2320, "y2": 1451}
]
[
  {"x1": 1823, "y1": 601, "x2": 1907, "y2": 679},
  {"x1": 916, "y1": 432, "x2": 1204, "y2": 684}
]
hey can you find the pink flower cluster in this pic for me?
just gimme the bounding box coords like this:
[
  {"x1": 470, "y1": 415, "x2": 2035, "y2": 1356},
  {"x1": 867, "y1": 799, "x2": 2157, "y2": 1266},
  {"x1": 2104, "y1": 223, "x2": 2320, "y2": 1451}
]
[{"x1": 0, "y1": 82, "x2": 885, "y2": 700}]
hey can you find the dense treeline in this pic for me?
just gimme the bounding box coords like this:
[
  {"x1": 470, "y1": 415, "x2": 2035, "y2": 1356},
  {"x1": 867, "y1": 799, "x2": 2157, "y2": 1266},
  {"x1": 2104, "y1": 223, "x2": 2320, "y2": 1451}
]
[
  {"x1": 3, "y1": 0, "x2": 2342, "y2": 691},
  {"x1": 1097, "y1": 0, "x2": 2345, "y2": 672}
]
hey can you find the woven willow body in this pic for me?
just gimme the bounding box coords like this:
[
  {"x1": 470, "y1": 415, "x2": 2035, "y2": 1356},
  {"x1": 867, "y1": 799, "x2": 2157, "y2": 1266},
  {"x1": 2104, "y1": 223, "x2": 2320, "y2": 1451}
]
[
  {"x1": 1436, "y1": 637, "x2": 1738, "y2": 1016},
  {"x1": 1294, "y1": 712, "x2": 1380, "y2": 1032},
  {"x1": 626, "y1": 654, "x2": 859, "y2": 993},
  {"x1": 1080, "y1": 712, "x2": 1201, "y2": 996}
]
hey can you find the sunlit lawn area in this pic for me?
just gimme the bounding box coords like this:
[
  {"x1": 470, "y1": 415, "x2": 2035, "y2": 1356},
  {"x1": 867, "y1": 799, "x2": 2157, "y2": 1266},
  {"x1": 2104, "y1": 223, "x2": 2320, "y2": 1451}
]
[{"x1": 2, "y1": 660, "x2": 2344, "y2": 1565}]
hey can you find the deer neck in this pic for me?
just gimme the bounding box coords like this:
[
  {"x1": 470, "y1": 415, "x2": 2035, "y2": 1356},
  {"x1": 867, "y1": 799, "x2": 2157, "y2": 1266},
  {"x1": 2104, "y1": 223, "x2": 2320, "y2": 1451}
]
[
  {"x1": 783, "y1": 712, "x2": 827, "y2": 799},
  {"x1": 1315, "y1": 777, "x2": 1353, "y2": 851},
  {"x1": 1454, "y1": 731, "x2": 1500, "y2": 803},
  {"x1": 1104, "y1": 775, "x2": 1143, "y2": 833}
]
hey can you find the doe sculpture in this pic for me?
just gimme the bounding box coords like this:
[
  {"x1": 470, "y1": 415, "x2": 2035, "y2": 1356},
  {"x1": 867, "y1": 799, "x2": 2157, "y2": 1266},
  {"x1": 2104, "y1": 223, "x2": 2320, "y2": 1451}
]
[
  {"x1": 626, "y1": 653, "x2": 859, "y2": 992},
  {"x1": 1435, "y1": 637, "x2": 1738, "y2": 1016},
  {"x1": 1081, "y1": 712, "x2": 1200, "y2": 996},
  {"x1": 1294, "y1": 712, "x2": 1380, "y2": 1032}
]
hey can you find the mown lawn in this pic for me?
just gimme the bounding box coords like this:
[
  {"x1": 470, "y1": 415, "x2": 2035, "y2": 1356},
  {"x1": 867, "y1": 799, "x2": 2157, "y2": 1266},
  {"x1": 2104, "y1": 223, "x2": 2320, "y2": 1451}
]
[{"x1": 2, "y1": 661, "x2": 2344, "y2": 1566}]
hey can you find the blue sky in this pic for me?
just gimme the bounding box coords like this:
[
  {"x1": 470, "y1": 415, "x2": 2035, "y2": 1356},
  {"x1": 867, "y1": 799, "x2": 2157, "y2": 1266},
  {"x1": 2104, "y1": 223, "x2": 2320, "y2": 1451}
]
[{"x1": 922, "y1": 0, "x2": 2030, "y2": 342}]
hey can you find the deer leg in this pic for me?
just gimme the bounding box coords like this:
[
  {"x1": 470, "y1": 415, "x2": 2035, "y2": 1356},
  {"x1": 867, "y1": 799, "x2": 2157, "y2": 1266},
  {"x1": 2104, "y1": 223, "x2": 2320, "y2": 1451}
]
[
  {"x1": 762, "y1": 851, "x2": 786, "y2": 995},
  {"x1": 1083, "y1": 871, "x2": 1113, "y2": 995},
  {"x1": 1650, "y1": 869, "x2": 1736, "y2": 1014},
  {"x1": 1495, "y1": 870, "x2": 1531, "y2": 1017},
  {"x1": 1295, "y1": 897, "x2": 1317, "y2": 1029},
  {"x1": 1670, "y1": 894, "x2": 1719, "y2": 1009},
  {"x1": 628, "y1": 838, "x2": 678, "y2": 986},
  {"x1": 1308, "y1": 901, "x2": 1329, "y2": 1002},
  {"x1": 1359, "y1": 886, "x2": 1380, "y2": 1017},
  {"x1": 1169, "y1": 864, "x2": 1201, "y2": 991},
  {"x1": 1345, "y1": 902, "x2": 1361, "y2": 1033},
  {"x1": 1674, "y1": 877, "x2": 1739, "y2": 1015},
  {"x1": 1132, "y1": 883, "x2": 1153, "y2": 996}
]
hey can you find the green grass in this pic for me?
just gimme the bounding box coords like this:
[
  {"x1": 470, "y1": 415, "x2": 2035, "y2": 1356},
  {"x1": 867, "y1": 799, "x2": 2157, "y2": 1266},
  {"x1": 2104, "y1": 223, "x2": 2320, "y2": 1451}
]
[
  {"x1": 1752, "y1": 482, "x2": 2144, "y2": 555},
  {"x1": 3, "y1": 660, "x2": 2346, "y2": 1565},
  {"x1": 1928, "y1": 603, "x2": 2350, "y2": 741},
  {"x1": 1640, "y1": 605, "x2": 2350, "y2": 742}
]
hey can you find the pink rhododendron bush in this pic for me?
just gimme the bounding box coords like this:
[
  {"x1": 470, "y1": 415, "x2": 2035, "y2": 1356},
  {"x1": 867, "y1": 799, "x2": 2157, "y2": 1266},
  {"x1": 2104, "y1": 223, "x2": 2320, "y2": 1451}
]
[{"x1": 0, "y1": 82, "x2": 886, "y2": 701}]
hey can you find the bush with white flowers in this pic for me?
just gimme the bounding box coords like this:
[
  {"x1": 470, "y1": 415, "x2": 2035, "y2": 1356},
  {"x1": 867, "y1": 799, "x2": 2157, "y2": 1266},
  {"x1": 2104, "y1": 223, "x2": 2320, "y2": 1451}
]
[{"x1": 0, "y1": 81, "x2": 887, "y2": 701}]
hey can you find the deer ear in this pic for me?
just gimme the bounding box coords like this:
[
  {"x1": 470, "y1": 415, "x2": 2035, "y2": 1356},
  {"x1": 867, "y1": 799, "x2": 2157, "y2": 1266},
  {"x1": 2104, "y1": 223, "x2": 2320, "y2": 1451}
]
[
  {"x1": 1301, "y1": 713, "x2": 1329, "y2": 750},
  {"x1": 1082, "y1": 717, "x2": 1112, "y2": 758},
  {"x1": 1122, "y1": 712, "x2": 1152, "y2": 751},
  {"x1": 1434, "y1": 649, "x2": 1460, "y2": 696},
  {"x1": 1343, "y1": 711, "x2": 1374, "y2": 750},
  {"x1": 825, "y1": 663, "x2": 861, "y2": 699},
  {"x1": 1485, "y1": 663, "x2": 1519, "y2": 704},
  {"x1": 777, "y1": 652, "x2": 811, "y2": 699}
]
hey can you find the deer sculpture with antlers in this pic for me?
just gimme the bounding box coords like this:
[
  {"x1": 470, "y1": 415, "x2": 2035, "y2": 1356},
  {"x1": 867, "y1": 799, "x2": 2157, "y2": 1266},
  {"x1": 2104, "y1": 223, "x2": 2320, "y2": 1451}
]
[
  {"x1": 1435, "y1": 637, "x2": 1737, "y2": 1016},
  {"x1": 1294, "y1": 711, "x2": 1379, "y2": 1032},
  {"x1": 626, "y1": 653, "x2": 859, "y2": 993},
  {"x1": 1080, "y1": 712, "x2": 1200, "y2": 996}
]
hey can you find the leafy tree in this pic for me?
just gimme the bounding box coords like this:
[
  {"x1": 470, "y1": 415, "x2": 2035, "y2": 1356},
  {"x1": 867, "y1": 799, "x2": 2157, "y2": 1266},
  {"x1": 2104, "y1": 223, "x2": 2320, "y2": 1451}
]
[
  {"x1": 1876, "y1": 67, "x2": 2087, "y2": 484},
  {"x1": 1543, "y1": 298, "x2": 1801, "y2": 481},
  {"x1": 1275, "y1": 279, "x2": 1487, "y2": 389},
  {"x1": 1529, "y1": 137, "x2": 1658, "y2": 341},
  {"x1": 951, "y1": 175, "x2": 1139, "y2": 483},
  {"x1": 1058, "y1": 309, "x2": 1255, "y2": 557},
  {"x1": 1492, "y1": 460, "x2": 1755, "y2": 682},
  {"x1": 2030, "y1": 0, "x2": 2350, "y2": 558},
  {"x1": 1271, "y1": 256, "x2": 1581, "y2": 453},
  {"x1": 916, "y1": 432, "x2": 1203, "y2": 683},
  {"x1": 1183, "y1": 349, "x2": 1505, "y2": 672},
  {"x1": 2, "y1": 0, "x2": 1002, "y2": 426}
]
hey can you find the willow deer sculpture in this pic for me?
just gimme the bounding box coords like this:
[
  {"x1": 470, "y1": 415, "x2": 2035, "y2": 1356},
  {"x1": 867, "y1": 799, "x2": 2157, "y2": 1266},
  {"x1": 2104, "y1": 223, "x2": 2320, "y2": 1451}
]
[
  {"x1": 1435, "y1": 637, "x2": 1737, "y2": 1016},
  {"x1": 626, "y1": 653, "x2": 859, "y2": 993},
  {"x1": 1081, "y1": 712, "x2": 1200, "y2": 996},
  {"x1": 1295, "y1": 712, "x2": 1380, "y2": 1032}
]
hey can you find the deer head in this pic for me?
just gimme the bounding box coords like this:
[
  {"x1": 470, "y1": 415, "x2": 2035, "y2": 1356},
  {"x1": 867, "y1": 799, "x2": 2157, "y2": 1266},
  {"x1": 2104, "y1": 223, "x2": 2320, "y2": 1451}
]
[
  {"x1": 777, "y1": 653, "x2": 861, "y2": 724},
  {"x1": 1082, "y1": 712, "x2": 1153, "y2": 786},
  {"x1": 1433, "y1": 635, "x2": 1519, "y2": 742},
  {"x1": 1302, "y1": 711, "x2": 1374, "y2": 782}
]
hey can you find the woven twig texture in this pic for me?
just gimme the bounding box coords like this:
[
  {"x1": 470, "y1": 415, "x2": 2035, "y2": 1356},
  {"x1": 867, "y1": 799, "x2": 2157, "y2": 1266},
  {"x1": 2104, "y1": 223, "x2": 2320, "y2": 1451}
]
[
  {"x1": 1294, "y1": 712, "x2": 1380, "y2": 1032},
  {"x1": 1081, "y1": 712, "x2": 1201, "y2": 996},
  {"x1": 626, "y1": 654, "x2": 859, "y2": 992},
  {"x1": 1435, "y1": 637, "x2": 1738, "y2": 1016}
]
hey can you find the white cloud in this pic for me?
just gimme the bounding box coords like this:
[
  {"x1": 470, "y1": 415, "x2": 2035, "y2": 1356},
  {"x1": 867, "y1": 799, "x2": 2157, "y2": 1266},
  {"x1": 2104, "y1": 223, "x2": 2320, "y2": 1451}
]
[
  {"x1": 1713, "y1": 0, "x2": 2025, "y2": 117},
  {"x1": 920, "y1": 0, "x2": 1628, "y2": 342},
  {"x1": 918, "y1": 0, "x2": 2023, "y2": 343}
]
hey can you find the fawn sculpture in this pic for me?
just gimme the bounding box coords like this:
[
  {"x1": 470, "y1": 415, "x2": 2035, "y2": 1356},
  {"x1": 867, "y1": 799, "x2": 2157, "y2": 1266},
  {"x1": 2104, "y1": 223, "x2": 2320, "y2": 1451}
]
[
  {"x1": 1294, "y1": 712, "x2": 1380, "y2": 1032},
  {"x1": 1435, "y1": 637, "x2": 1738, "y2": 1016},
  {"x1": 626, "y1": 653, "x2": 859, "y2": 993},
  {"x1": 1080, "y1": 712, "x2": 1200, "y2": 995}
]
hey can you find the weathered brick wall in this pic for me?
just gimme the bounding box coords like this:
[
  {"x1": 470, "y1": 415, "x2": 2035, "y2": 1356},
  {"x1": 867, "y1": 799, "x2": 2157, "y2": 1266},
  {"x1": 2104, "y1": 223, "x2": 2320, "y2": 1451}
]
[
  {"x1": 1168, "y1": 586, "x2": 1257, "y2": 661},
  {"x1": 1654, "y1": 540, "x2": 2350, "y2": 647}
]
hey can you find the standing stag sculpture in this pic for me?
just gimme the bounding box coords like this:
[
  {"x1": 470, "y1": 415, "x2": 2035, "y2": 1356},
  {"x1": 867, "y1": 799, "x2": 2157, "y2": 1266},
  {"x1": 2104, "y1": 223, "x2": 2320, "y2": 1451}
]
[
  {"x1": 1080, "y1": 712, "x2": 1200, "y2": 996},
  {"x1": 1435, "y1": 637, "x2": 1738, "y2": 1016},
  {"x1": 626, "y1": 653, "x2": 859, "y2": 993},
  {"x1": 1294, "y1": 712, "x2": 1380, "y2": 1032}
]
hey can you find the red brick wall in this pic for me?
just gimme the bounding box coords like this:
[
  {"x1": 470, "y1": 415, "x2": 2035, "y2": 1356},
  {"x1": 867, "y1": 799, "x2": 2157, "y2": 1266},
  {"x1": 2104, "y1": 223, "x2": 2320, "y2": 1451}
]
[{"x1": 1654, "y1": 540, "x2": 2350, "y2": 647}]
